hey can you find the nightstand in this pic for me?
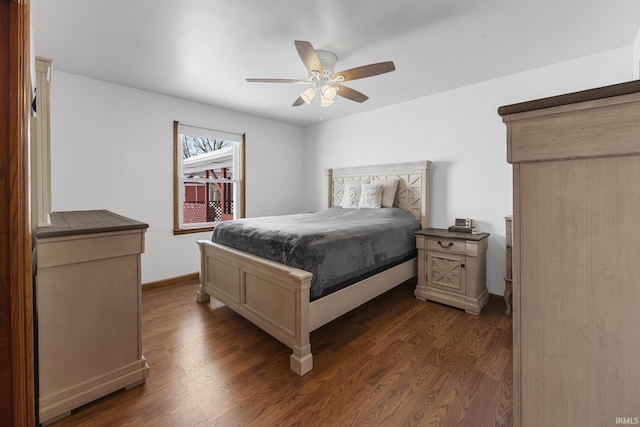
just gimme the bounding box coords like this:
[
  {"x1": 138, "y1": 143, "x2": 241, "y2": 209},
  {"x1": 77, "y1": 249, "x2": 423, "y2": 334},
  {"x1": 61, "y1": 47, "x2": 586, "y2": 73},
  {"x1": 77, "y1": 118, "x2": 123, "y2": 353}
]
[{"x1": 414, "y1": 228, "x2": 490, "y2": 315}]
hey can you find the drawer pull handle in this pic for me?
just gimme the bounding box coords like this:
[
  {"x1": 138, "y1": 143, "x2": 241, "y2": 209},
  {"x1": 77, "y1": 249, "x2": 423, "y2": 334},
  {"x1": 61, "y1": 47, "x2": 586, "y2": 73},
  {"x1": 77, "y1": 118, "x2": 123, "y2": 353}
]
[
  {"x1": 437, "y1": 240, "x2": 453, "y2": 249},
  {"x1": 461, "y1": 263, "x2": 466, "y2": 268}
]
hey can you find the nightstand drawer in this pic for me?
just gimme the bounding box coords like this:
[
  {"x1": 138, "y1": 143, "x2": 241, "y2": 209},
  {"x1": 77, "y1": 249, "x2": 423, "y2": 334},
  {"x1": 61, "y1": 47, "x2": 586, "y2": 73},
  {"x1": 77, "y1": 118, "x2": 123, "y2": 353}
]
[{"x1": 425, "y1": 237, "x2": 466, "y2": 254}]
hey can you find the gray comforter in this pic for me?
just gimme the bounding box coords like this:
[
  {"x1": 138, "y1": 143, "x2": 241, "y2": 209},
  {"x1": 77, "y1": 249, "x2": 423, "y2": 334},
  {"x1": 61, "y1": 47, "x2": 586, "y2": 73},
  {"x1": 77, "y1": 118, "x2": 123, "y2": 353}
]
[{"x1": 211, "y1": 207, "x2": 420, "y2": 298}]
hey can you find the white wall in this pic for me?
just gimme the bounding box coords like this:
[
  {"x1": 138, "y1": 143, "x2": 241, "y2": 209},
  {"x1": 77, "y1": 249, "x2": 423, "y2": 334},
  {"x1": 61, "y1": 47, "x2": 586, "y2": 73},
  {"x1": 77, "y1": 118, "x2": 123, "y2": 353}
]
[
  {"x1": 634, "y1": 28, "x2": 640, "y2": 79},
  {"x1": 50, "y1": 71, "x2": 305, "y2": 284},
  {"x1": 49, "y1": 46, "x2": 637, "y2": 291},
  {"x1": 302, "y1": 46, "x2": 636, "y2": 296}
]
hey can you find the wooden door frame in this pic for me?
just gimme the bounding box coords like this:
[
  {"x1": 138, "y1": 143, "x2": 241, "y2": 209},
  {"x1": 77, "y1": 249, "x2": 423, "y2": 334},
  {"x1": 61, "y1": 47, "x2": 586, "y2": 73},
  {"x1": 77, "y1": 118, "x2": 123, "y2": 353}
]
[{"x1": 1, "y1": 0, "x2": 36, "y2": 425}]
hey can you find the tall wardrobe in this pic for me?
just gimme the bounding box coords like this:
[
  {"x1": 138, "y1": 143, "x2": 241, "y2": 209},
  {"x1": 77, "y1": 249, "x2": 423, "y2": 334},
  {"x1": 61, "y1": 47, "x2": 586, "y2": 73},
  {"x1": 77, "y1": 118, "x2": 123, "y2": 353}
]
[{"x1": 499, "y1": 81, "x2": 640, "y2": 426}]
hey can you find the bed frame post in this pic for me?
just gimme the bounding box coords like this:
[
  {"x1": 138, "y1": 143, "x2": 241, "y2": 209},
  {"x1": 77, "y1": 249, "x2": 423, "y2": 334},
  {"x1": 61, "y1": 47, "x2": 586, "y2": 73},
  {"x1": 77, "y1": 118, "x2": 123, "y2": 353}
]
[
  {"x1": 290, "y1": 271, "x2": 312, "y2": 375},
  {"x1": 196, "y1": 241, "x2": 210, "y2": 303},
  {"x1": 290, "y1": 344, "x2": 312, "y2": 375},
  {"x1": 196, "y1": 288, "x2": 210, "y2": 303}
]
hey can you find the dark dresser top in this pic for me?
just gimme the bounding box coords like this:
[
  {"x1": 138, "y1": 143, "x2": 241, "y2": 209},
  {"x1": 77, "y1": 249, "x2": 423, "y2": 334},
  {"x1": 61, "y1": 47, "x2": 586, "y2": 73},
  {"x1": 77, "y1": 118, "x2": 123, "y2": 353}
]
[
  {"x1": 415, "y1": 227, "x2": 490, "y2": 241},
  {"x1": 37, "y1": 210, "x2": 148, "y2": 238},
  {"x1": 498, "y1": 79, "x2": 640, "y2": 116}
]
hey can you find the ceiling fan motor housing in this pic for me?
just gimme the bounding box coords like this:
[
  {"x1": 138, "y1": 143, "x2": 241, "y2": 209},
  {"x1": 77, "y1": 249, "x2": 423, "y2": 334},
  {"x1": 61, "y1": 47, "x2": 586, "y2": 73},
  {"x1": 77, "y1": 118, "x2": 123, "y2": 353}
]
[{"x1": 315, "y1": 50, "x2": 337, "y2": 78}]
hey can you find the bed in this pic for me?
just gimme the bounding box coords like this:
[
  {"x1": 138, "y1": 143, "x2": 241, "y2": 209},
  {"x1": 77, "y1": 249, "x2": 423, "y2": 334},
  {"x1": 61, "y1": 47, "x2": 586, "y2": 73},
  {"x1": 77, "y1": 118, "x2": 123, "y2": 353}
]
[{"x1": 196, "y1": 160, "x2": 431, "y2": 375}]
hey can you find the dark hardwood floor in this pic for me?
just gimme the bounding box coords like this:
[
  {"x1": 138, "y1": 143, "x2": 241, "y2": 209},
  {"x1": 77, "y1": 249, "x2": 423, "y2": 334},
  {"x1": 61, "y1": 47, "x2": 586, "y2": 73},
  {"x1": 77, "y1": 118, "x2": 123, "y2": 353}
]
[{"x1": 49, "y1": 279, "x2": 512, "y2": 426}]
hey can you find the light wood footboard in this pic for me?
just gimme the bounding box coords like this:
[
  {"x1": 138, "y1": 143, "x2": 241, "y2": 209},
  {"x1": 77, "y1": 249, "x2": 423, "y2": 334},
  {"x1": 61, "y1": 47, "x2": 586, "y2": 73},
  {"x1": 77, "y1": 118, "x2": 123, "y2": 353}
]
[
  {"x1": 197, "y1": 240, "x2": 314, "y2": 375},
  {"x1": 197, "y1": 238, "x2": 417, "y2": 376}
]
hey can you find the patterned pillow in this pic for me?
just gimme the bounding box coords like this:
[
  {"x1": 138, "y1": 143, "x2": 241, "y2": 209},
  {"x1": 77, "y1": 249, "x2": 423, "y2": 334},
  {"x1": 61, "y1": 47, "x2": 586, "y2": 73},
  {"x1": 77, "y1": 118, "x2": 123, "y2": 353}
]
[
  {"x1": 358, "y1": 183, "x2": 383, "y2": 209},
  {"x1": 341, "y1": 184, "x2": 361, "y2": 209}
]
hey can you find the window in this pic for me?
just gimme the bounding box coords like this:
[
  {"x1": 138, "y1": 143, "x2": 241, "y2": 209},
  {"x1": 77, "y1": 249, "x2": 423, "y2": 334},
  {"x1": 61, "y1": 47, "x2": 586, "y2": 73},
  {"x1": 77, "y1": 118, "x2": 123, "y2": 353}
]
[{"x1": 173, "y1": 121, "x2": 245, "y2": 234}]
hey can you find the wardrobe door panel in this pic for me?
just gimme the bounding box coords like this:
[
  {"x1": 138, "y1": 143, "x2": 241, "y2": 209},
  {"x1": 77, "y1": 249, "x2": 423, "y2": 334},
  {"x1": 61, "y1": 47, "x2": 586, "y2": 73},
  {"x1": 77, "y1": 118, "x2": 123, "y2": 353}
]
[{"x1": 518, "y1": 156, "x2": 640, "y2": 426}]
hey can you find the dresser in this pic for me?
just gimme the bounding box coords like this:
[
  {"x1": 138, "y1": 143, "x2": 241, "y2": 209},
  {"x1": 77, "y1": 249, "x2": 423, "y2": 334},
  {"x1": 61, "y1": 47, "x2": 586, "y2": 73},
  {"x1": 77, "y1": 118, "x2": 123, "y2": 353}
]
[
  {"x1": 414, "y1": 228, "x2": 490, "y2": 315},
  {"x1": 36, "y1": 210, "x2": 149, "y2": 425},
  {"x1": 499, "y1": 81, "x2": 640, "y2": 426}
]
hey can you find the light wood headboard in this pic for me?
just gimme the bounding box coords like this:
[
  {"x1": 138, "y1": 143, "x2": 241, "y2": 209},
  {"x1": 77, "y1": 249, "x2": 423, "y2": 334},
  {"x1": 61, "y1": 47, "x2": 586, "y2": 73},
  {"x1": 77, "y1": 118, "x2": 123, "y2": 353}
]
[{"x1": 326, "y1": 160, "x2": 431, "y2": 229}]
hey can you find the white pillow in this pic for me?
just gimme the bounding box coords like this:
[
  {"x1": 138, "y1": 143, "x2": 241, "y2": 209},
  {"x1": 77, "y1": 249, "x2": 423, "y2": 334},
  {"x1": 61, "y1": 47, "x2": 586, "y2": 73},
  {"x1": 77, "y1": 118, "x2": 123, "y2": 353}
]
[
  {"x1": 358, "y1": 183, "x2": 383, "y2": 209},
  {"x1": 378, "y1": 178, "x2": 399, "y2": 208},
  {"x1": 341, "y1": 180, "x2": 370, "y2": 209},
  {"x1": 341, "y1": 183, "x2": 361, "y2": 209}
]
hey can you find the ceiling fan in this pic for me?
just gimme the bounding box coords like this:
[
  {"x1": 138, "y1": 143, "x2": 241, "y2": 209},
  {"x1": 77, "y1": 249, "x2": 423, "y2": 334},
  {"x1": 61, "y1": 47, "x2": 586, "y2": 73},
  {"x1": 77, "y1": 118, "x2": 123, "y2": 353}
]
[{"x1": 246, "y1": 40, "x2": 395, "y2": 107}]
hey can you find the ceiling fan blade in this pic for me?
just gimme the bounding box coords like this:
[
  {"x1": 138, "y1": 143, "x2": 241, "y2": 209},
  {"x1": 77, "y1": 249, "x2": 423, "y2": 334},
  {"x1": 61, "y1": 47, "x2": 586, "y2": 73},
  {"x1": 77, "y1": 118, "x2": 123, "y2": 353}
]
[
  {"x1": 245, "y1": 78, "x2": 304, "y2": 83},
  {"x1": 294, "y1": 40, "x2": 323, "y2": 74},
  {"x1": 292, "y1": 96, "x2": 305, "y2": 107},
  {"x1": 336, "y1": 84, "x2": 369, "y2": 103},
  {"x1": 332, "y1": 61, "x2": 395, "y2": 81}
]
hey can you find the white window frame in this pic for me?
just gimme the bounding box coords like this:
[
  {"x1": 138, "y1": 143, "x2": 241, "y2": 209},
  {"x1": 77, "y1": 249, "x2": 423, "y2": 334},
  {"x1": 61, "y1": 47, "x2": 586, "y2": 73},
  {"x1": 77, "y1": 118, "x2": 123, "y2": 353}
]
[{"x1": 173, "y1": 121, "x2": 245, "y2": 234}]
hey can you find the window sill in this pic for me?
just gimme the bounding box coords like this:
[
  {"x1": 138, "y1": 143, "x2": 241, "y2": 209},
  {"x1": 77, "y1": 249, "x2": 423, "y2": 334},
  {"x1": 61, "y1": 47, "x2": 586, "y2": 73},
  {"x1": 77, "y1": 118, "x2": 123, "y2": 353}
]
[{"x1": 173, "y1": 226, "x2": 214, "y2": 235}]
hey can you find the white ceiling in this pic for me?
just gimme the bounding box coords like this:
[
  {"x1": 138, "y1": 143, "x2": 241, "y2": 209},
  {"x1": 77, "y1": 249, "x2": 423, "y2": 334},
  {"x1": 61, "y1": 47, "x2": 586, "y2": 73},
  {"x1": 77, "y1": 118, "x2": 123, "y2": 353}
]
[{"x1": 31, "y1": 0, "x2": 640, "y2": 127}]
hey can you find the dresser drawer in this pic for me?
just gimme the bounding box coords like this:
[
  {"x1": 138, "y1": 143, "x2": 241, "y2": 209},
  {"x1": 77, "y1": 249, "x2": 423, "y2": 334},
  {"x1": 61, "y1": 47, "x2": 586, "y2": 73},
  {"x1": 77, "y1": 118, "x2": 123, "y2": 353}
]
[
  {"x1": 37, "y1": 229, "x2": 145, "y2": 268},
  {"x1": 425, "y1": 236, "x2": 466, "y2": 254}
]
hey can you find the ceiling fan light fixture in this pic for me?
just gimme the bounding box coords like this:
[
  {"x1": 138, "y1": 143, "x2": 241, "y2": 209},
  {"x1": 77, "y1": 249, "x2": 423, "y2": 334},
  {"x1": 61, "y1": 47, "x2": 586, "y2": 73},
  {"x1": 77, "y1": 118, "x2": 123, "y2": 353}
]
[
  {"x1": 300, "y1": 87, "x2": 316, "y2": 104},
  {"x1": 321, "y1": 97, "x2": 334, "y2": 108},
  {"x1": 321, "y1": 84, "x2": 337, "y2": 100}
]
